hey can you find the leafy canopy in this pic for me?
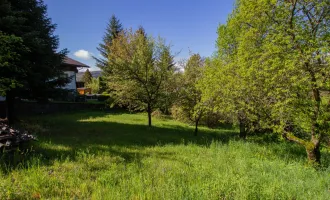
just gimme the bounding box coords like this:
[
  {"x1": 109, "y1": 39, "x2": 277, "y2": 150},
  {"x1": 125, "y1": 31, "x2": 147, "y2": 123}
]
[
  {"x1": 200, "y1": 0, "x2": 330, "y2": 163},
  {"x1": 105, "y1": 28, "x2": 175, "y2": 126}
]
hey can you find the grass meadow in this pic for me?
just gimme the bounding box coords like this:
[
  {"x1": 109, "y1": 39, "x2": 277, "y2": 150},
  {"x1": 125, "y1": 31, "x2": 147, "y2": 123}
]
[{"x1": 0, "y1": 111, "x2": 330, "y2": 199}]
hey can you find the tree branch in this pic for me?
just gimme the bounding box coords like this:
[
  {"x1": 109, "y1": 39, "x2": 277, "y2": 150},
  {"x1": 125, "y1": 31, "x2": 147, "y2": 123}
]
[{"x1": 282, "y1": 131, "x2": 307, "y2": 146}]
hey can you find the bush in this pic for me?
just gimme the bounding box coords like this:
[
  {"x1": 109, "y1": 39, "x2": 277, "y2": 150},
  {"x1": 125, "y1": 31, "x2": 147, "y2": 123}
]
[
  {"x1": 170, "y1": 105, "x2": 233, "y2": 128},
  {"x1": 75, "y1": 95, "x2": 86, "y2": 102},
  {"x1": 201, "y1": 111, "x2": 231, "y2": 128},
  {"x1": 97, "y1": 94, "x2": 110, "y2": 102},
  {"x1": 151, "y1": 109, "x2": 170, "y2": 119},
  {"x1": 170, "y1": 105, "x2": 189, "y2": 123}
]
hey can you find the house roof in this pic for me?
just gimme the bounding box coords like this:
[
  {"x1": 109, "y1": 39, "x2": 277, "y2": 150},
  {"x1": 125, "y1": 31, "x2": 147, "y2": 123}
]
[
  {"x1": 76, "y1": 70, "x2": 102, "y2": 82},
  {"x1": 63, "y1": 57, "x2": 90, "y2": 68}
]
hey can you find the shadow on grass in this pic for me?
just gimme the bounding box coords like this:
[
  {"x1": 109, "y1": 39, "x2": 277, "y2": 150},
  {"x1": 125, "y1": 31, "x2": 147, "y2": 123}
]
[
  {"x1": 0, "y1": 111, "x2": 238, "y2": 172},
  {"x1": 1, "y1": 110, "x2": 329, "y2": 172}
]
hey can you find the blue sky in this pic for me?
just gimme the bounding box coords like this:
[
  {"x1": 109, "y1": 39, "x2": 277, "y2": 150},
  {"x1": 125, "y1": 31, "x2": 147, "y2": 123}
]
[{"x1": 44, "y1": 0, "x2": 235, "y2": 71}]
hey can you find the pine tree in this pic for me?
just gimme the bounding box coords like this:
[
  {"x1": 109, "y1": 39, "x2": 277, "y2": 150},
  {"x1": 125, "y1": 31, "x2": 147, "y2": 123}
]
[
  {"x1": 82, "y1": 69, "x2": 92, "y2": 85},
  {"x1": 0, "y1": 0, "x2": 69, "y2": 124},
  {"x1": 94, "y1": 15, "x2": 123, "y2": 70}
]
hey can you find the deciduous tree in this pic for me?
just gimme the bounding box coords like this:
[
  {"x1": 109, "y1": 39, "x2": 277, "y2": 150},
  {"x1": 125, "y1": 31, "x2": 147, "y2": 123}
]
[
  {"x1": 179, "y1": 54, "x2": 205, "y2": 136},
  {"x1": 201, "y1": 0, "x2": 330, "y2": 165},
  {"x1": 106, "y1": 28, "x2": 175, "y2": 127}
]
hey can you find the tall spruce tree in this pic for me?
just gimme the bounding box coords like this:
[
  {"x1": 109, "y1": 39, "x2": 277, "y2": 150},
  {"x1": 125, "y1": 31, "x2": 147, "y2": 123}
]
[
  {"x1": 0, "y1": 0, "x2": 69, "y2": 124},
  {"x1": 94, "y1": 15, "x2": 123, "y2": 70}
]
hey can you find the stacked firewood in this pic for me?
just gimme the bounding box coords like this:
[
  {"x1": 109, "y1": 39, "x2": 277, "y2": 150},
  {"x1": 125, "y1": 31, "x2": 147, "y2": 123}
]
[{"x1": 0, "y1": 122, "x2": 36, "y2": 151}]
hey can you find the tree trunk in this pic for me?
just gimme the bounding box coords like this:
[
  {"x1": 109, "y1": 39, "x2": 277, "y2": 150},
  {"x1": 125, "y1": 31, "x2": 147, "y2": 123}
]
[
  {"x1": 282, "y1": 131, "x2": 321, "y2": 166},
  {"x1": 306, "y1": 137, "x2": 321, "y2": 165},
  {"x1": 308, "y1": 68, "x2": 321, "y2": 165},
  {"x1": 5, "y1": 91, "x2": 15, "y2": 125},
  {"x1": 147, "y1": 103, "x2": 152, "y2": 127},
  {"x1": 194, "y1": 119, "x2": 199, "y2": 136},
  {"x1": 239, "y1": 120, "x2": 247, "y2": 139}
]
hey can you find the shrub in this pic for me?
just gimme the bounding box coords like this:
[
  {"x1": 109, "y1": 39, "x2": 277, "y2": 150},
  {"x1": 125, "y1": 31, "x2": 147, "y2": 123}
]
[
  {"x1": 151, "y1": 109, "x2": 170, "y2": 119},
  {"x1": 170, "y1": 105, "x2": 189, "y2": 123},
  {"x1": 75, "y1": 95, "x2": 86, "y2": 102},
  {"x1": 97, "y1": 94, "x2": 110, "y2": 102},
  {"x1": 201, "y1": 111, "x2": 232, "y2": 128},
  {"x1": 86, "y1": 77, "x2": 100, "y2": 94}
]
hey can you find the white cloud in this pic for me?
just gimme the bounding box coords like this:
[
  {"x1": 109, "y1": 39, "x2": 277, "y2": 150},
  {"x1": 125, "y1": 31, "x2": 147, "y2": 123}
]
[{"x1": 74, "y1": 49, "x2": 92, "y2": 60}]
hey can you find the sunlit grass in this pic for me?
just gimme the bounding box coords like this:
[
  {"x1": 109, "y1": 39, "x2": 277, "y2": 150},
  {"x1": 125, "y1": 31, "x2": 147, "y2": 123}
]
[{"x1": 0, "y1": 111, "x2": 329, "y2": 199}]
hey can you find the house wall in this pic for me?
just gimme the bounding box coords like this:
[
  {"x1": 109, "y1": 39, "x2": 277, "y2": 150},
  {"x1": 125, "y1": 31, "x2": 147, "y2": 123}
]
[{"x1": 63, "y1": 71, "x2": 77, "y2": 90}]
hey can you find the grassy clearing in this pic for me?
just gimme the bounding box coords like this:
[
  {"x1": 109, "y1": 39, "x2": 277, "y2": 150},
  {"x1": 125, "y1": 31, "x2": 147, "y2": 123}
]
[{"x1": 0, "y1": 111, "x2": 330, "y2": 199}]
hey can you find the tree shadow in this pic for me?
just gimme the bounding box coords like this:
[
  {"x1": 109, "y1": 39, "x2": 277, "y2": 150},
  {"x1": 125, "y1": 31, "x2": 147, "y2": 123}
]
[
  {"x1": 0, "y1": 111, "x2": 238, "y2": 173},
  {"x1": 2, "y1": 111, "x2": 329, "y2": 173}
]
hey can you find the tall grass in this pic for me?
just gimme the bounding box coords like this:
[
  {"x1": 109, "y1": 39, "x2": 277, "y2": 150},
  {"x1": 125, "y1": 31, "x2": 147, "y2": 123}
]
[{"x1": 0, "y1": 111, "x2": 329, "y2": 199}]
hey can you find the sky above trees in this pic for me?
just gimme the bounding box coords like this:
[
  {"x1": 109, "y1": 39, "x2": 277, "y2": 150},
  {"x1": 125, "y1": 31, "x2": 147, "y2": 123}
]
[{"x1": 43, "y1": 0, "x2": 234, "y2": 71}]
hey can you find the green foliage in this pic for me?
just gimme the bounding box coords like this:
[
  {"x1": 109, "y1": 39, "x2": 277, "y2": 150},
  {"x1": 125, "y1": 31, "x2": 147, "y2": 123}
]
[
  {"x1": 0, "y1": 111, "x2": 329, "y2": 199},
  {"x1": 86, "y1": 77, "x2": 100, "y2": 94},
  {"x1": 82, "y1": 69, "x2": 93, "y2": 85},
  {"x1": 97, "y1": 93, "x2": 111, "y2": 102},
  {"x1": 155, "y1": 66, "x2": 181, "y2": 115},
  {"x1": 176, "y1": 54, "x2": 205, "y2": 134},
  {"x1": 200, "y1": 0, "x2": 330, "y2": 163},
  {"x1": 98, "y1": 76, "x2": 107, "y2": 93},
  {"x1": 94, "y1": 15, "x2": 123, "y2": 70},
  {"x1": 104, "y1": 27, "x2": 175, "y2": 126},
  {"x1": 170, "y1": 104, "x2": 190, "y2": 123},
  {"x1": 94, "y1": 15, "x2": 123, "y2": 94},
  {"x1": 0, "y1": 0, "x2": 69, "y2": 100},
  {"x1": 151, "y1": 108, "x2": 167, "y2": 119},
  {"x1": 0, "y1": 32, "x2": 27, "y2": 96}
]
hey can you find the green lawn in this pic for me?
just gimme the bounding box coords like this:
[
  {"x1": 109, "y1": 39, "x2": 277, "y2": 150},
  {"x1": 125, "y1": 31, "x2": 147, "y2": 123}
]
[{"x1": 1, "y1": 111, "x2": 330, "y2": 199}]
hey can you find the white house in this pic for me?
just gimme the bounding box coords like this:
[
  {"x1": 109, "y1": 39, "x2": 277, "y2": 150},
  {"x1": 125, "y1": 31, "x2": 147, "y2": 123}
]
[{"x1": 61, "y1": 57, "x2": 90, "y2": 90}]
